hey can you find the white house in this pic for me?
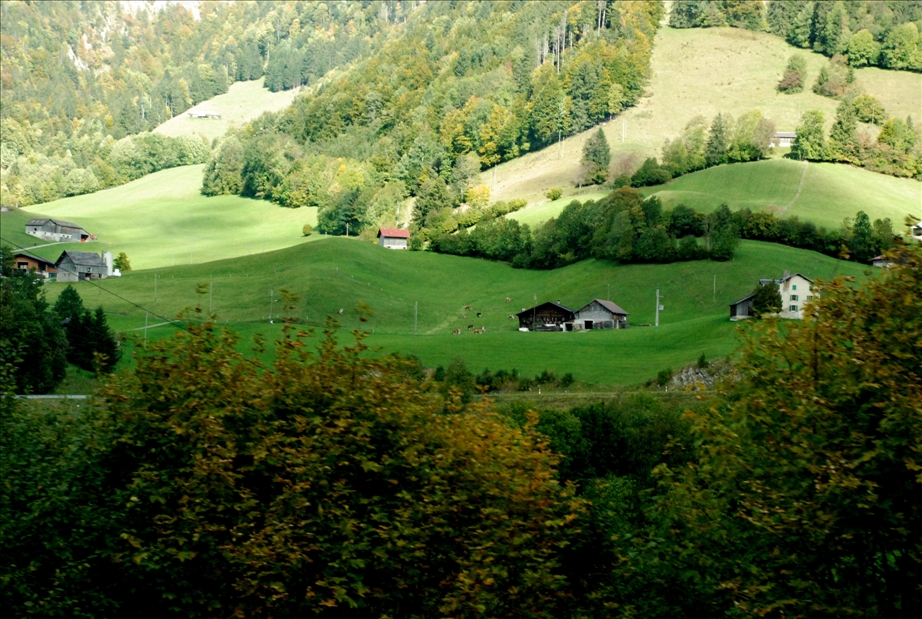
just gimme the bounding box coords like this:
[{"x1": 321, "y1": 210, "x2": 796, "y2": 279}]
[
  {"x1": 772, "y1": 131, "x2": 797, "y2": 148},
  {"x1": 777, "y1": 272, "x2": 814, "y2": 319},
  {"x1": 729, "y1": 272, "x2": 815, "y2": 320},
  {"x1": 377, "y1": 228, "x2": 410, "y2": 250}
]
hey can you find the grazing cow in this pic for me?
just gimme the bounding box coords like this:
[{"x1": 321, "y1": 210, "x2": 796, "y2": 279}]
[
  {"x1": 505, "y1": 297, "x2": 511, "y2": 302},
  {"x1": 467, "y1": 324, "x2": 474, "y2": 330},
  {"x1": 451, "y1": 329, "x2": 461, "y2": 335},
  {"x1": 508, "y1": 314, "x2": 515, "y2": 320},
  {"x1": 464, "y1": 305, "x2": 472, "y2": 310},
  {"x1": 338, "y1": 308, "x2": 344, "y2": 314},
  {"x1": 481, "y1": 326, "x2": 486, "y2": 332},
  {"x1": 476, "y1": 312, "x2": 482, "y2": 318},
  {"x1": 463, "y1": 313, "x2": 467, "y2": 318},
  {"x1": 473, "y1": 329, "x2": 483, "y2": 334}
]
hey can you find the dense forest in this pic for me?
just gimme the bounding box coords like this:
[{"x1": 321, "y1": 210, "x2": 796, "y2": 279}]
[
  {"x1": 201, "y1": 0, "x2": 664, "y2": 236},
  {"x1": 671, "y1": 0, "x2": 922, "y2": 71},
  {"x1": 0, "y1": 0, "x2": 401, "y2": 206}
]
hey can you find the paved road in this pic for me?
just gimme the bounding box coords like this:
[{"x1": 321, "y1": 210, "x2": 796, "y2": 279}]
[{"x1": 15, "y1": 394, "x2": 88, "y2": 399}]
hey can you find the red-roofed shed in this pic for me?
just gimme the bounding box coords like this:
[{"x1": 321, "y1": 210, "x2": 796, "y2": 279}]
[{"x1": 377, "y1": 228, "x2": 410, "y2": 250}]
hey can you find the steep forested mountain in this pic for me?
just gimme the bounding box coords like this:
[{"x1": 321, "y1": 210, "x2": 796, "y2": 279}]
[
  {"x1": 202, "y1": 0, "x2": 663, "y2": 236},
  {"x1": 0, "y1": 0, "x2": 398, "y2": 206}
]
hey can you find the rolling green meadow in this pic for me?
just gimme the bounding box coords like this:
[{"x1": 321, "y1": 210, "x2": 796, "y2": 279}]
[
  {"x1": 506, "y1": 159, "x2": 921, "y2": 231},
  {"x1": 3, "y1": 165, "x2": 318, "y2": 270},
  {"x1": 40, "y1": 237, "x2": 868, "y2": 386},
  {"x1": 641, "y1": 159, "x2": 922, "y2": 230}
]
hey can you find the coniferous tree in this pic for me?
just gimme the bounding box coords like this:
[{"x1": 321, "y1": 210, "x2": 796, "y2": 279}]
[
  {"x1": 828, "y1": 100, "x2": 859, "y2": 162},
  {"x1": 705, "y1": 113, "x2": 732, "y2": 167},
  {"x1": 580, "y1": 128, "x2": 611, "y2": 185}
]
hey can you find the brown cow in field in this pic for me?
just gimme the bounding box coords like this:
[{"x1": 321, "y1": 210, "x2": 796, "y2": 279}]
[
  {"x1": 464, "y1": 305, "x2": 473, "y2": 310},
  {"x1": 473, "y1": 329, "x2": 483, "y2": 334},
  {"x1": 451, "y1": 329, "x2": 461, "y2": 335},
  {"x1": 505, "y1": 297, "x2": 511, "y2": 302}
]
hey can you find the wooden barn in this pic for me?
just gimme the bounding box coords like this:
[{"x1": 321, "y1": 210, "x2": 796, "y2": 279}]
[
  {"x1": 517, "y1": 301, "x2": 575, "y2": 331},
  {"x1": 26, "y1": 218, "x2": 91, "y2": 242},
  {"x1": 574, "y1": 299, "x2": 629, "y2": 329},
  {"x1": 55, "y1": 250, "x2": 112, "y2": 282},
  {"x1": 13, "y1": 252, "x2": 57, "y2": 278},
  {"x1": 378, "y1": 228, "x2": 410, "y2": 250},
  {"x1": 729, "y1": 292, "x2": 758, "y2": 321}
]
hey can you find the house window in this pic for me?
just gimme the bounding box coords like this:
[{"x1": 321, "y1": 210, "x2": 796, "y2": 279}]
[
  {"x1": 789, "y1": 305, "x2": 798, "y2": 312},
  {"x1": 790, "y1": 294, "x2": 798, "y2": 301}
]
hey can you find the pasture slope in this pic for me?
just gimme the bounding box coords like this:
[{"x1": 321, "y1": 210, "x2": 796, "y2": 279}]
[
  {"x1": 5, "y1": 165, "x2": 318, "y2": 270},
  {"x1": 153, "y1": 77, "x2": 301, "y2": 143},
  {"x1": 42, "y1": 237, "x2": 869, "y2": 386},
  {"x1": 494, "y1": 25, "x2": 921, "y2": 222}
]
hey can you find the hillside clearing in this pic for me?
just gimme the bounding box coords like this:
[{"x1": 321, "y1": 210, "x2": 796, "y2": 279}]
[
  {"x1": 14, "y1": 165, "x2": 318, "y2": 270},
  {"x1": 490, "y1": 26, "x2": 921, "y2": 207},
  {"x1": 153, "y1": 78, "x2": 301, "y2": 142},
  {"x1": 43, "y1": 238, "x2": 868, "y2": 385}
]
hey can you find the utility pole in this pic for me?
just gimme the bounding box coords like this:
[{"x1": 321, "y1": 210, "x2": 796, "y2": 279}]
[
  {"x1": 144, "y1": 311, "x2": 149, "y2": 345},
  {"x1": 414, "y1": 301, "x2": 418, "y2": 335},
  {"x1": 269, "y1": 290, "x2": 273, "y2": 322},
  {"x1": 209, "y1": 281, "x2": 213, "y2": 313},
  {"x1": 607, "y1": 283, "x2": 610, "y2": 300},
  {"x1": 346, "y1": 223, "x2": 349, "y2": 237},
  {"x1": 655, "y1": 288, "x2": 663, "y2": 327},
  {"x1": 154, "y1": 273, "x2": 158, "y2": 301}
]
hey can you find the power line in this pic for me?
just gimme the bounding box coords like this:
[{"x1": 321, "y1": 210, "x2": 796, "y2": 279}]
[{"x1": 1, "y1": 236, "x2": 186, "y2": 336}]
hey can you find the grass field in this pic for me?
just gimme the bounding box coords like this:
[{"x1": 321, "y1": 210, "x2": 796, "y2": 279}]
[
  {"x1": 504, "y1": 159, "x2": 921, "y2": 232},
  {"x1": 154, "y1": 78, "x2": 301, "y2": 142},
  {"x1": 641, "y1": 159, "x2": 922, "y2": 230},
  {"x1": 7, "y1": 165, "x2": 319, "y2": 270},
  {"x1": 491, "y1": 26, "x2": 922, "y2": 208},
  {"x1": 43, "y1": 238, "x2": 869, "y2": 386}
]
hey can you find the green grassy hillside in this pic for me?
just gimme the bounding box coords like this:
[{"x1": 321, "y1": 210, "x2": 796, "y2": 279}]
[
  {"x1": 43, "y1": 238, "x2": 868, "y2": 386},
  {"x1": 10, "y1": 165, "x2": 318, "y2": 270},
  {"x1": 153, "y1": 78, "x2": 301, "y2": 143},
  {"x1": 491, "y1": 25, "x2": 921, "y2": 212},
  {"x1": 642, "y1": 160, "x2": 921, "y2": 231},
  {"x1": 505, "y1": 159, "x2": 921, "y2": 232}
]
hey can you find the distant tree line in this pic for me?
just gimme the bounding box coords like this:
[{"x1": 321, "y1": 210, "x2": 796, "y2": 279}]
[
  {"x1": 201, "y1": 1, "x2": 664, "y2": 236},
  {"x1": 671, "y1": 0, "x2": 922, "y2": 72},
  {"x1": 792, "y1": 99, "x2": 921, "y2": 179},
  {"x1": 431, "y1": 187, "x2": 742, "y2": 268},
  {"x1": 429, "y1": 186, "x2": 900, "y2": 268}
]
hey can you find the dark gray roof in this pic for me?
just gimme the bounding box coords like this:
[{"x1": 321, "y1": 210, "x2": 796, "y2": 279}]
[
  {"x1": 516, "y1": 301, "x2": 575, "y2": 317},
  {"x1": 778, "y1": 272, "x2": 813, "y2": 284},
  {"x1": 581, "y1": 299, "x2": 629, "y2": 316},
  {"x1": 56, "y1": 250, "x2": 106, "y2": 267},
  {"x1": 730, "y1": 292, "x2": 757, "y2": 307},
  {"x1": 26, "y1": 217, "x2": 84, "y2": 229}
]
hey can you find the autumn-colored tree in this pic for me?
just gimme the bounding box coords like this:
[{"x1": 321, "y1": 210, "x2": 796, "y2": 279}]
[
  {"x1": 2, "y1": 308, "x2": 583, "y2": 616},
  {"x1": 651, "y1": 247, "x2": 922, "y2": 617}
]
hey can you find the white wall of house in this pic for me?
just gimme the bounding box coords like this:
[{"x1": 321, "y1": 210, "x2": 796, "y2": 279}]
[{"x1": 778, "y1": 274, "x2": 813, "y2": 319}]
